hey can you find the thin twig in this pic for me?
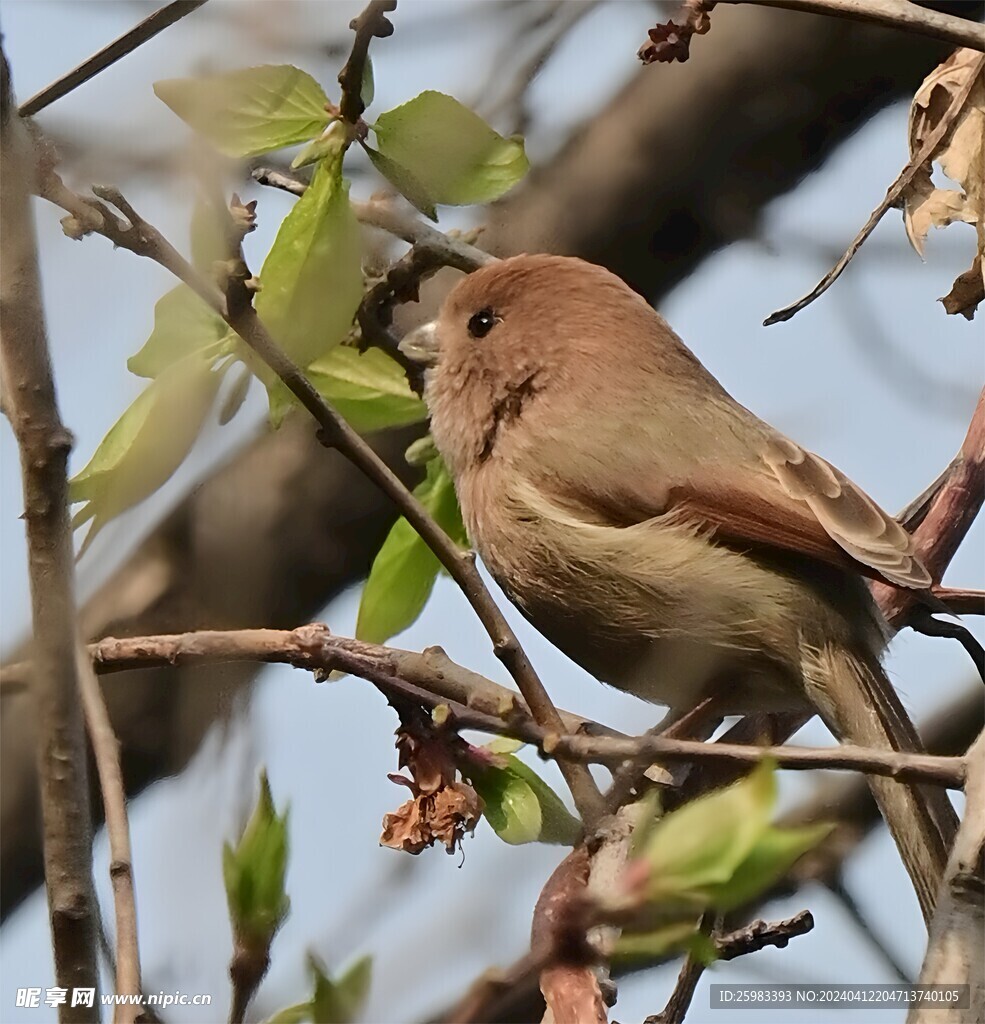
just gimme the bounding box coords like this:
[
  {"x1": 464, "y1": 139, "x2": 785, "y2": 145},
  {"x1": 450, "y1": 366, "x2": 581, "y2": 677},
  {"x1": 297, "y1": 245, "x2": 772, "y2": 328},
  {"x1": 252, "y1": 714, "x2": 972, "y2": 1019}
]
[
  {"x1": 714, "y1": 909, "x2": 816, "y2": 961},
  {"x1": 36, "y1": 178, "x2": 606, "y2": 828},
  {"x1": 718, "y1": 0, "x2": 985, "y2": 51},
  {"x1": 76, "y1": 651, "x2": 142, "y2": 1024},
  {"x1": 1, "y1": 626, "x2": 966, "y2": 786},
  {"x1": 645, "y1": 925, "x2": 712, "y2": 1024},
  {"x1": 765, "y1": 55, "x2": 985, "y2": 325},
  {"x1": 251, "y1": 167, "x2": 494, "y2": 270},
  {"x1": 337, "y1": 0, "x2": 397, "y2": 126},
  {"x1": 18, "y1": 1, "x2": 209, "y2": 117},
  {"x1": 550, "y1": 730, "x2": 966, "y2": 788},
  {"x1": 0, "y1": 48, "x2": 99, "y2": 1019}
]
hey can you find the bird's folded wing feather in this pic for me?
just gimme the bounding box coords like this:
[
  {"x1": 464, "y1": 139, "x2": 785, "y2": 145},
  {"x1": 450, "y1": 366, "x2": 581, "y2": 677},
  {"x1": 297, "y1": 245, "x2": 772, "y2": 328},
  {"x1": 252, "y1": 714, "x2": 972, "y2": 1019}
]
[{"x1": 557, "y1": 432, "x2": 930, "y2": 590}]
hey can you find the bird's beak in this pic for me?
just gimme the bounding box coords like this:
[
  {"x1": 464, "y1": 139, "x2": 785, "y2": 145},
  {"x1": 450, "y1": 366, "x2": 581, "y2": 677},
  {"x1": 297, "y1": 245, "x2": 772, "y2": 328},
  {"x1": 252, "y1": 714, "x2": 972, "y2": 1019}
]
[{"x1": 399, "y1": 321, "x2": 440, "y2": 368}]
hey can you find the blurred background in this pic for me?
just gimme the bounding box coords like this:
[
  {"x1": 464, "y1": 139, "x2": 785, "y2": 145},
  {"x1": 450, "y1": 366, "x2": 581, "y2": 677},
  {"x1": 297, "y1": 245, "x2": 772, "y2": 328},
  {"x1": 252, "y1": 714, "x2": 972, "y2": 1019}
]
[{"x1": 1, "y1": 2, "x2": 982, "y2": 1021}]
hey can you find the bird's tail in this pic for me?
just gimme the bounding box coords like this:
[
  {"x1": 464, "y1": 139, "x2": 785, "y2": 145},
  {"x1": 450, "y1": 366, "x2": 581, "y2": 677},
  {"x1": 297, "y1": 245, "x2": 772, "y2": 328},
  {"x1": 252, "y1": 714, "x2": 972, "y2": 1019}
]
[{"x1": 800, "y1": 640, "x2": 958, "y2": 925}]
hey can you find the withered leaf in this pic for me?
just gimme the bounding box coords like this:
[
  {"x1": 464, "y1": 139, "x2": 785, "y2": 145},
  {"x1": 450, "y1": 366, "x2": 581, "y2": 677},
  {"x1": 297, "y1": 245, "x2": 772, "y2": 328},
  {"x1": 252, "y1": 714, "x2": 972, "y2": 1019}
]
[
  {"x1": 902, "y1": 48, "x2": 984, "y2": 318},
  {"x1": 941, "y1": 254, "x2": 984, "y2": 320}
]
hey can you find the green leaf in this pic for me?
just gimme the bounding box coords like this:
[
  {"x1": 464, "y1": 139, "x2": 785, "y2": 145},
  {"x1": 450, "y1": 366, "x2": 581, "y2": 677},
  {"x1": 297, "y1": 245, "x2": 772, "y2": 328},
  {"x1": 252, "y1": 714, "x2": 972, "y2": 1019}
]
[
  {"x1": 266, "y1": 1003, "x2": 310, "y2": 1024},
  {"x1": 362, "y1": 145, "x2": 437, "y2": 220},
  {"x1": 369, "y1": 91, "x2": 529, "y2": 211},
  {"x1": 641, "y1": 761, "x2": 777, "y2": 901},
  {"x1": 255, "y1": 158, "x2": 363, "y2": 405},
  {"x1": 70, "y1": 352, "x2": 222, "y2": 555},
  {"x1": 360, "y1": 57, "x2": 375, "y2": 111},
  {"x1": 355, "y1": 456, "x2": 467, "y2": 644},
  {"x1": 612, "y1": 921, "x2": 703, "y2": 966},
  {"x1": 154, "y1": 65, "x2": 331, "y2": 158},
  {"x1": 218, "y1": 365, "x2": 253, "y2": 425},
  {"x1": 471, "y1": 753, "x2": 580, "y2": 846},
  {"x1": 223, "y1": 770, "x2": 291, "y2": 950},
  {"x1": 268, "y1": 346, "x2": 426, "y2": 431},
  {"x1": 310, "y1": 954, "x2": 372, "y2": 1024},
  {"x1": 128, "y1": 286, "x2": 230, "y2": 379},
  {"x1": 708, "y1": 821, "x2": 833, "y2": 912},
  {"x1": 291, "y1": 121, "x2": 347, "y2": 170}
]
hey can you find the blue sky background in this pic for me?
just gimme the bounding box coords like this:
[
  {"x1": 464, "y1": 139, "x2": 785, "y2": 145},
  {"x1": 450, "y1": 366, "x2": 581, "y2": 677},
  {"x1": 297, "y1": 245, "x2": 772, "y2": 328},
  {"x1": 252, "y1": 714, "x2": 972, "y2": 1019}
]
[{"x1": 1, "y1": 3, "x2": 982, "y2": 1022}]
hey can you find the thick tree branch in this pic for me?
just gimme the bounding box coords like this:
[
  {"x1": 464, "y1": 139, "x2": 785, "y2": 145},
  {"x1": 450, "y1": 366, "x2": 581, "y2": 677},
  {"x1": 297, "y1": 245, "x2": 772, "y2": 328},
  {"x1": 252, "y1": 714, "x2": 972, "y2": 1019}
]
[{"x1": 0, "y1": 49, "x2": 99, "y2": 1018}]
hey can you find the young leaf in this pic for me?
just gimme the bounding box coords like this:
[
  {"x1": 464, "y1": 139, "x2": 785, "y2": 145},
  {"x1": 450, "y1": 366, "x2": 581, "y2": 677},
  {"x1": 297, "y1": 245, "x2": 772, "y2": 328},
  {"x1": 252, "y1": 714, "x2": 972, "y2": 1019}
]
[
  {"x1": 154, "y1": 65, "x2": 332, "y2": 158},
  {"x1": 355, "y1": 456, "x2": 467, "y2": 644},
  {"x1": 309, "y1": 954, "x2": 372, "y2": 1024},
  {"x1": 362, "y1": 145, "x2": 437, "y2": 220},
  {"x1": 128, "y1": 286, "x2": 230, "y2": 379},
  {"x1": 218, "y1": 364, "x2": 254, "y2": 425},
  {"x1": 70, "y1": 352, "x2": 222, "y2": 555},
  {"x1": 255, "y1": 158, "x2": 363, "y2": 405},
  {"x1": 291, "y1": 120, "x2": 347, "y2": 170},
  {"x1": 471, "y1": 754, "x2": 580, "y2": 846},
  {"x1": 269, "y1": 345, "x2": 426, "y2": 430},
  {"x1": 368, "y1": 91, "x2": 529, "y2": 212},
  {"x1": 640, "y1": 760, "x2": 776, "y2": 900},
  {"x1": 223, "y1": 770, "x2": 291, "y2": 951},
  {"x1": 707, "y1": 821, "x2": 833, "y2": 912}
]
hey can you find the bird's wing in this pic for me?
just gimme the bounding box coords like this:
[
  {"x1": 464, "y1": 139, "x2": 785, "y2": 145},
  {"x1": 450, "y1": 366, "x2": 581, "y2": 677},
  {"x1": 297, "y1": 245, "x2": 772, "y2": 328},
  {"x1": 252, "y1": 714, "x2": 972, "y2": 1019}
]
[
  {"x1": 555, "y1": 433, "x2": 930, "y2": 590},
  {"x1": 760, "y1": 435, "x2": 930, "y2": 588}
]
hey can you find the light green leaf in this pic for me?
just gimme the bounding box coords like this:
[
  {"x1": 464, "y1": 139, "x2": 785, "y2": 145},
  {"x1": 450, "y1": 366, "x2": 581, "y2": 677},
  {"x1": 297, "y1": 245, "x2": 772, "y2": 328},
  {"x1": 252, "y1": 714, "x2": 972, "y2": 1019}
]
[
  {"x1": 223, "y1": 770, "x2": 291, "y2": 950},
  {"x1": 218, "y1": 365, "x2": 253, "y2": 425},
  {"x1": 612, "y1": 921, "x2": 703, "y2": 966},
  {"x1": 360, "y1": 57, "x2": 375, "y2": 111},
  {"x1": 641, "y1": 761, "x2": 776, "y2": 900},
  {"x1": 128, "y1": 286, "x2": 230, "y2": 379},
  {"x1": 268, "y1": 345, "x2": 426, "y2": 431},
  {"x1": 355, "y1": 456, "x2": 467, "y2": 644},
  {"x1": 708, "y1": 821, "x2": 833, "y2": 912},
  {"x1": 70, "y1": 352, "x2": 222, "y2": 555},
  {"x1": 362, "y1": 145, "x2": 437, "y2": 220},
  {"x1": 265, "y1": 1003, "x2": 309, "y2": 1024},
  {"x1": 255, "y1": 158, "x2": 363, "y2": 406},
  {"x1": 474, "y1": 769, "x2": 541, "y2": 845},
  {"x1": 369, "y1": 91, "x2": 529, "y2": 211},
  {"x1": 471, "y1": 753, "x2": 580, "y2": 846},
  {"x1": 310, "y1": 954, "x2": 372, "y2": 1024},
  {"x1": 291, "y1": 120, "x2": 346, "y2": 170},
  {"x1": 154, "y1": 65, "x2": 331, "y2": 158}
]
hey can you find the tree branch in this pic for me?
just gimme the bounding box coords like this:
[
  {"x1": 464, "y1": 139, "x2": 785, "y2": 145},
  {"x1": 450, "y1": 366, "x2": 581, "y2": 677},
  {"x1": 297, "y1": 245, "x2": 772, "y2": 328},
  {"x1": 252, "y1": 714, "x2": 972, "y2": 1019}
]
[
  {"x1": 0, "y1": 49, "x2": 99, "y2": 1019},
  {"x1": 337, "y1": 0, "x2": 397, "y2": 126},
  {"x1": 18, "y1": 1, "x2": 209, "y2": 117},
  {"x1": 76, "y1": 652, "x2": 142, "y2": 1024},
  {"x1": 2, "y1": 627, "x2": 965, "y2": 786},
  {"x1": 909, "y1": 729, "x2": 985, "y2": 1024},
  {"x1": 720, "y1": 0, "x2": 985, "y2": 51}
]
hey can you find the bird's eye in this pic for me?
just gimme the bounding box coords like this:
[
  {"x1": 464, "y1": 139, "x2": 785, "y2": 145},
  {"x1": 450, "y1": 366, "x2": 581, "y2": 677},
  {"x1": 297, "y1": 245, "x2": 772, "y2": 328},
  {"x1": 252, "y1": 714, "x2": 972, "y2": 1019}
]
[{"x1": 467, "y1": 308, "x2": 498, "y2": 339}]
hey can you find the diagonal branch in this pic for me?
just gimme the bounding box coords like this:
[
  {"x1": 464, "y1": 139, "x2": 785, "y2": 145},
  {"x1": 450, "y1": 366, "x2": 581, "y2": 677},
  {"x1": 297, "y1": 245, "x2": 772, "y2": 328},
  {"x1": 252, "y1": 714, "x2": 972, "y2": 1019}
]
[{"x1": 18, "y1": 1, "x2": 209, "y2": 118}]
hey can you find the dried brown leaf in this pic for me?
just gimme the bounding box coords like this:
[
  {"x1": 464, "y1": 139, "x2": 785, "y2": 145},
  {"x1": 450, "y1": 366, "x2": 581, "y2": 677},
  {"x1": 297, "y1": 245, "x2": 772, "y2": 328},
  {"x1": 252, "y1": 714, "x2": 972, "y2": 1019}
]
[
  {"x1": 941, "y1": 254, "x2": 984, "y2": 320},
  {"x1": 903, "y1": 49, "x2": 984, "y2": 259}
]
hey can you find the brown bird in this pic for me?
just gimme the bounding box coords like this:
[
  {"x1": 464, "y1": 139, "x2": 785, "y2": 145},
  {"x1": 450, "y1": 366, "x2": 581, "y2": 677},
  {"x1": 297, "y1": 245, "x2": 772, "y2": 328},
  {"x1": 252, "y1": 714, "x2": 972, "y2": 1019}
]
[{"x1": 401, "y1": 253, "x2": 956, "y2": 924}]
